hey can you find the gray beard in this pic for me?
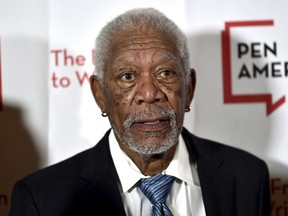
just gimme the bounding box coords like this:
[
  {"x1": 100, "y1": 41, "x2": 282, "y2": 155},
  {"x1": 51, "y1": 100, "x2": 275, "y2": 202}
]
[{"x1": 113, "y1": 106, "x2": 182, "y2": 158}]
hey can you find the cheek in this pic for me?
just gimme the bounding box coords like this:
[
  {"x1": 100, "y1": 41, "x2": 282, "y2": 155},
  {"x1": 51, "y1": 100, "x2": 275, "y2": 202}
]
[
  {"x1": 104, "y1": 85, "x2": 133, "y2": 112},
  {"x1": 163, "y1": 85, "x2": 186, "y2": 117},
  {"x1": 163, "y1": 83, "x2": 183, "y2": 102}
]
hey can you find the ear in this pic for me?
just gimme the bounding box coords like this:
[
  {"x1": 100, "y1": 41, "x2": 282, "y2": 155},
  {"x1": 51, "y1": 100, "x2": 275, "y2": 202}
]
[
  {"x1": 186, "y1": 68, "x2": 196, "y2": 107},
  {"x1": 90, "y1": 74, "x2": 106, "y2": 112}
]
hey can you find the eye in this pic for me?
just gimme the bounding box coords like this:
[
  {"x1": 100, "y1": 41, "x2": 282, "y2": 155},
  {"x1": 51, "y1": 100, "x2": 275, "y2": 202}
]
[
  {"x1": 157, "y1": 69, "x2": 177, "y2": 79},
  {"x1": 159, "y1": 69, "x2": 174, "y2": 77},
  {"x1": 120, "y1": 72, "x2": 135, "y2": 81},
  {"x1": 116, "y1": 70, "x2": 138, "y2": 88},
  {"x1": 156, "y1": 69, "x2": 180, "y2": 84}
]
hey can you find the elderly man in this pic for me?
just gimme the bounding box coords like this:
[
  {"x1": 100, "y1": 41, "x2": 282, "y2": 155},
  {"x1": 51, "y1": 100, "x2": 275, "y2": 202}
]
[{"x1": 10, "y1": 8, "x2": 271, "y2": 216}]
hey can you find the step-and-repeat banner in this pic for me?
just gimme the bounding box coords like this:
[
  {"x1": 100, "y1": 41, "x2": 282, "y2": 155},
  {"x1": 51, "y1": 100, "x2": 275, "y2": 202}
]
[{"x1": 1, "y1": 0, "x2": 287, "y2": 215}]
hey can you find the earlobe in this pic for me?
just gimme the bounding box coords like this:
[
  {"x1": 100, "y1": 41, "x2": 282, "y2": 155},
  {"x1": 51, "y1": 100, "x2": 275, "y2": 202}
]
[
  {"x1": 90, "y1": 74, "x2": 106, "y2": 112},
  {"x1": 186, "y1": 68, "x2": 196, "y2": 107}
]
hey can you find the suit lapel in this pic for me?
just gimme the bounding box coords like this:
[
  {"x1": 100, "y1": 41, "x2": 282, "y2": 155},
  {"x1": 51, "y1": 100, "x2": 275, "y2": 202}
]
[
  {"x1": 77, "y1": 129, "x2": 127, "y2": 216},
  {"x1": 182, "y1": 128, "x2": 236, "y2": 216},
  {"x1": 197, "y1": 158, "x2": 235, "y2": 216},
  {"x1": 74, "y1": 128, "x2": 236, "y2": 216}
]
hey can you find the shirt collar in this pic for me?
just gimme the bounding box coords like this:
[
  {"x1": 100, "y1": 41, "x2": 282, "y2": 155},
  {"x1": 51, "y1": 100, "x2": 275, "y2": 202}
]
[{"x1": 109, "y1": 129, "x2": 198, "y2": 193}]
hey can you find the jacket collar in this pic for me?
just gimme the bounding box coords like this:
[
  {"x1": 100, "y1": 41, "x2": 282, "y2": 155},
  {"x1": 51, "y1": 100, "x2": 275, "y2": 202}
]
[
  {"x1": 79, "y1": 129, "x2": 127, "y2": 215},
  {"x1": 79, "y1": 128, "x2": 235, "y2": 216},
  {"x1": 182, "y1": 127, "x2": 236, "y2": 216}
]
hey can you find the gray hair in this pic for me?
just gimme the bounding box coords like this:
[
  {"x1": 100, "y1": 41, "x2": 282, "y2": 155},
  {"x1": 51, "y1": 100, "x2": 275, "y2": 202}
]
[{"x1": 95, "y1": 7, "x2": 190, "y2": 83}]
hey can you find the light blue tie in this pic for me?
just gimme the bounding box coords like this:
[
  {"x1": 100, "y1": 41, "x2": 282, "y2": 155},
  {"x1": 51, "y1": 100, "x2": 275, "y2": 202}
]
[{"x1": 139, "y1": 174, "x2": 175, "y2": 216}]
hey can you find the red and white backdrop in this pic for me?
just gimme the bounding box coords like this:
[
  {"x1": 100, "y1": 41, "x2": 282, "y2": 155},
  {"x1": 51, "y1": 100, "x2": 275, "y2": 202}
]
[{"x1": 0, "y1": 0, "x2": 287, "y2": 215}]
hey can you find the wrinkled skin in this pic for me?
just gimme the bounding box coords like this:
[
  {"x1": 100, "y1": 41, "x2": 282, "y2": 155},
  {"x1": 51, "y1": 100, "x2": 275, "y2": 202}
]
[{"x1": 90, "y1": 28, "x2": 196, "y2": 175}]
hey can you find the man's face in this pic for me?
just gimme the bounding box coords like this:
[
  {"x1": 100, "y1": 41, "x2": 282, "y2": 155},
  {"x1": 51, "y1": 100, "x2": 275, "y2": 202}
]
[{"x1": 92, "y1": 29, "x2": 194, "y2": 157}]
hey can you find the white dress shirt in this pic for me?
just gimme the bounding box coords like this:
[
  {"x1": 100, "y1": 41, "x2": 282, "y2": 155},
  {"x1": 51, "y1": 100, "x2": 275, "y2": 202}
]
[{"x1": 109, "y1": 130, "x2": 206, "y2": 216}]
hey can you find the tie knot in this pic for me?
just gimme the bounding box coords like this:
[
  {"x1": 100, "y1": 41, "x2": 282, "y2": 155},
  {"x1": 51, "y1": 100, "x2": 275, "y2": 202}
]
[{"x1": 139, "y1": 174, "x2": 175, "y2": 204}]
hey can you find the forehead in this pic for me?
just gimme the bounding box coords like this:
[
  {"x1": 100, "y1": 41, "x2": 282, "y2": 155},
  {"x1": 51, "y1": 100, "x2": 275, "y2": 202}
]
[
  {"x1": 112, "y1": 52, "x2": 178, "y2": 66},
  {"x1": 108, "y1": 29, "x2": 180, "y2": 64}
]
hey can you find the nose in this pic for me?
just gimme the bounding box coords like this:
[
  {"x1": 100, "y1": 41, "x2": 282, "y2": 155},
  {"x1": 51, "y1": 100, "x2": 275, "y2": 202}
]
[{"x1": 135, "y1": 74, "x2": 166, "y2": 105}]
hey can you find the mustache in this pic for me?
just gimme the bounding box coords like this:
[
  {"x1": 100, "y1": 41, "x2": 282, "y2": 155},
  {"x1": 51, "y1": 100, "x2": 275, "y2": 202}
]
[{"x1": 123, "y1": 106, "x2": 176, "y2": 129}]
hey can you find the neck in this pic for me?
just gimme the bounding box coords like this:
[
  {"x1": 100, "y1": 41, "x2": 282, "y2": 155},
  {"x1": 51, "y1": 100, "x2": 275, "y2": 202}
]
[{"x1": 120, "y1": 143, "x2": 177, "y2": 176}]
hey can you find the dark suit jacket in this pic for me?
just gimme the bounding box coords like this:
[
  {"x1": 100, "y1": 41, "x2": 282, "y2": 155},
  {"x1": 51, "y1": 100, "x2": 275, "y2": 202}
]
[{"x1": 9, "y1": 128, "x2": 271, "y2": 216}]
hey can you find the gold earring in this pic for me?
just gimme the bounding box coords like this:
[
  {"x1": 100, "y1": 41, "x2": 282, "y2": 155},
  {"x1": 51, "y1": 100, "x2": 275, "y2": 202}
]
[
  {"x1": 101, "y1": 112, "x2": 108, "y2": 117},
  {"x1": 185, "y1": 107, "x2": 191, "y2": 112}
]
